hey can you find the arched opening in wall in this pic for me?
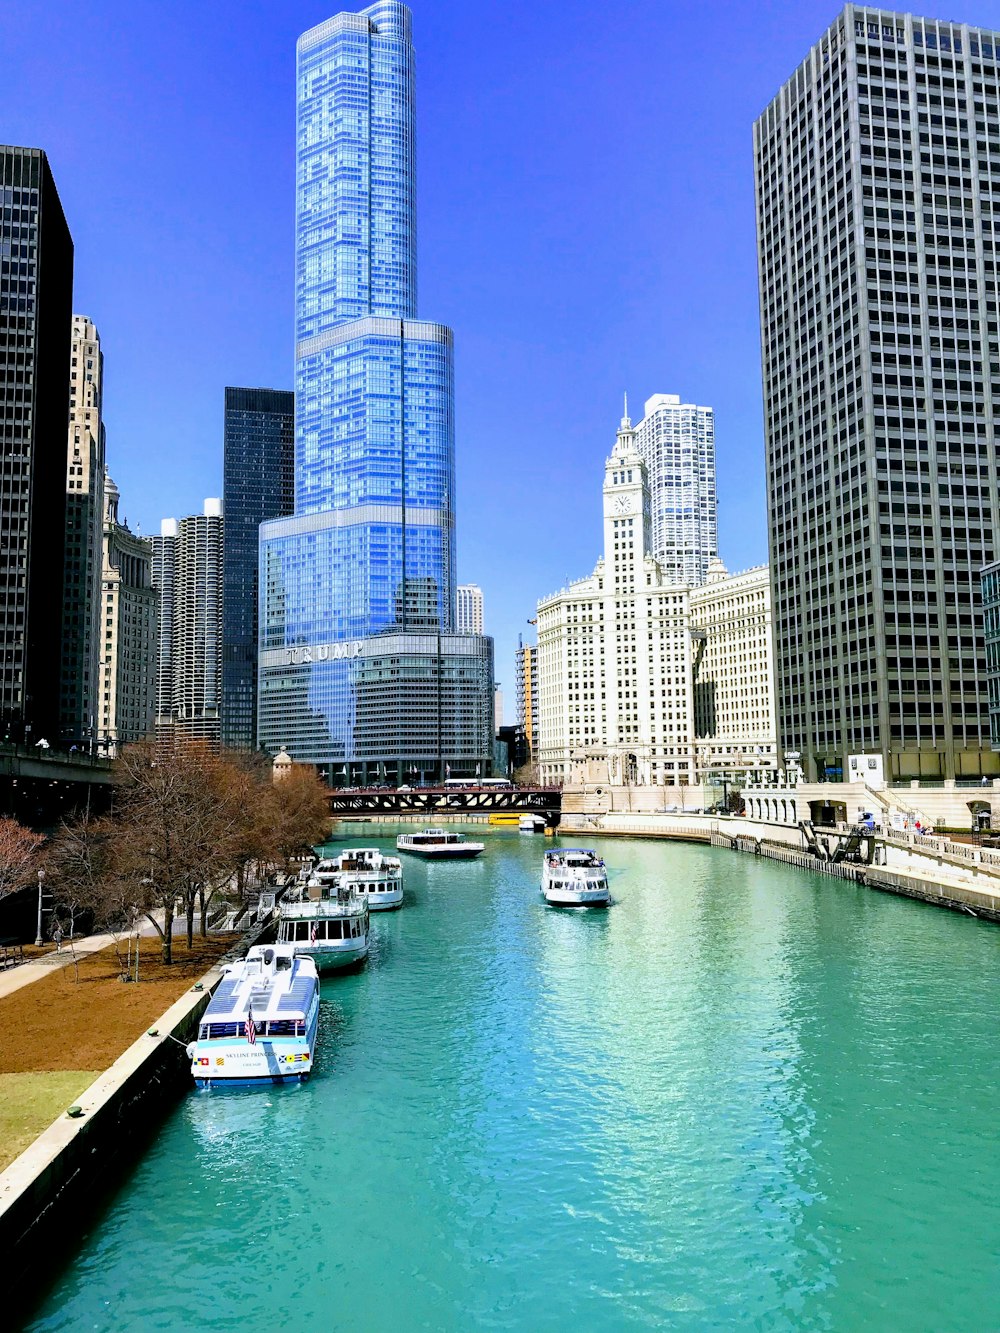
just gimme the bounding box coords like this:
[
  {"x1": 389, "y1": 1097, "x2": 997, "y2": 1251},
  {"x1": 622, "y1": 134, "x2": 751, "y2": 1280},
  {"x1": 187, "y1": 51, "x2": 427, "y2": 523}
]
[{"x1": 624, "y1": 752, "x2": 638, "y2": 785}]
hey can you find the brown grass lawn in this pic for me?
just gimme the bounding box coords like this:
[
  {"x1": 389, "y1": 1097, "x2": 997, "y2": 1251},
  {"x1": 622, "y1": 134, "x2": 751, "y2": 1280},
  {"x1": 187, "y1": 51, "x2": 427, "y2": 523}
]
[
  {"x1": 0, "y1": 935, "x2": 239, "y2": 1172},
  {"x1": 0, "y1": 934, "x2": 237, "y2": 1076}
]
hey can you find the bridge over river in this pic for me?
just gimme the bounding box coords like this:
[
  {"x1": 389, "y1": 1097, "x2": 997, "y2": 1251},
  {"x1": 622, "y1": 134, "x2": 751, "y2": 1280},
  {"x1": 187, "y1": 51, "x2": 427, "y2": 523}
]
[{"x1": 327, "y1": 784, "x2": 561, "y2": 819}]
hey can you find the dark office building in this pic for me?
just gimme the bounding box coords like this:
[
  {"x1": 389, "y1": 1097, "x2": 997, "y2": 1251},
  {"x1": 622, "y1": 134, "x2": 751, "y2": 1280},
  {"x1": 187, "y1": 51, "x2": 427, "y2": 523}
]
[
  {"x1": 755, "y1": 6, "x2": 1000, "y2": 782},
  {"x1": 0, "y1": 147, "x2": 73, "y2": 746},
  {"x1": 222, "y1": 387, "x2": 294, "y2": 749}
]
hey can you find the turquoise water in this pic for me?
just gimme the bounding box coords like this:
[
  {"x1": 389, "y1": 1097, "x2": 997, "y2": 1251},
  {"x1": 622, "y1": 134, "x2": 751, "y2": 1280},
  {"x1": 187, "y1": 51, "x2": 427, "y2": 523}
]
[{"x1": 24, "y1": 828, "x2": 1000, "y2": 1331}]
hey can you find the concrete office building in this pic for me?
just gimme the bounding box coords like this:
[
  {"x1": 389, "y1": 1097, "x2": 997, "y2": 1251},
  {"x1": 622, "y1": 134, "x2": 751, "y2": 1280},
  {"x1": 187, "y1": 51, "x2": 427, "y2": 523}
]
[
  {"x1": 515, "y1": 636, "x2": 538, "y2": 762},
  {"x1": 536, "y1": 406, "x2": 694, "y2": 787},
  {"x1": 60, "y1": 314, "x2": 106, "y2": 748},
  {"x1": 0, "y1": 146, "x2": 73, "y2": 746},
  {"x1": 457, "y1": 584, "x2": 484, "y2": 634},
  {"x1": 632, "y1": 393, "x2": 717, "y2": 586},
  {"x1": 689, "y1": 559, "x2": 778, "y2": 785},
  {"x1": 756, "y1": 5, "x2": 1000, "y2": 782},
  {"x1": 96, "y1": 473, "x2": 156, "y2": 753},
  {"x1": 221, "y1": 387, "x2": 294, "y2": 750},
  {"x1": 151, "y1": 500, "x2": 224, "y2": 745}
]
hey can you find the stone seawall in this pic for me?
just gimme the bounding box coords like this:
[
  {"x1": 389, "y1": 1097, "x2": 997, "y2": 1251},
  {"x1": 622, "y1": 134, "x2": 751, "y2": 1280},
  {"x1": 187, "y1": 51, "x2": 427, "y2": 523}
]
[
  {"x1": 0, "y1": 967, "x2": 224, "y2": 1302},
  {"x1": 864, "y1": 866, "x2": 1000, "y2": 922},
  {"x1": 0, "y1": 922, "x2": 273, "y2": 1320},
  {"x1": 559, "y1": 811, "x2": 1000, "y2": 920}
]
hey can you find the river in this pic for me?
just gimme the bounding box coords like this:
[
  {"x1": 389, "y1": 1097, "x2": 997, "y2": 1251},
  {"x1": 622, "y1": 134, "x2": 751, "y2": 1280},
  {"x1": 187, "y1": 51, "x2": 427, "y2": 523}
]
[{"x1": 23, "y1": 826, "x2": 1000, "y2": 1331}]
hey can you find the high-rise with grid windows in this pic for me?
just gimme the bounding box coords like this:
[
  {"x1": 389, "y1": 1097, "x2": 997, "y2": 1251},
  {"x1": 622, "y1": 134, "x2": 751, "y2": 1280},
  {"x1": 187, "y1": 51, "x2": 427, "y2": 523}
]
[
  {"x1": 258, "y1": 1, "x2": 493, "y2": 783},
  {"x1": 0, "y1": 146, "x2": 73, "y2": 746},
  {"x1": 755, "y1": 4, "x2": 1000, "y2": 783},
  {"x1": 152, "y1": 501, "x2": 224, "y2": 745},
  {"x1": 222, "y1": 387, "x2": 294, "y2": 750},
  {"x1": 456, "y1": 584, "x2": 484, "y2": 634},
  {"x1": 632, "y1": 394, "x2": 717, "y2": 586}
]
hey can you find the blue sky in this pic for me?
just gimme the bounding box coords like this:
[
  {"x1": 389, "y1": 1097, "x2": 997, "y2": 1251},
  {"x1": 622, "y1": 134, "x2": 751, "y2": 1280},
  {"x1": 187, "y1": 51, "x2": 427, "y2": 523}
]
[{"x1": 6, "y1": 0, "x2": 1000, "y2": 716}]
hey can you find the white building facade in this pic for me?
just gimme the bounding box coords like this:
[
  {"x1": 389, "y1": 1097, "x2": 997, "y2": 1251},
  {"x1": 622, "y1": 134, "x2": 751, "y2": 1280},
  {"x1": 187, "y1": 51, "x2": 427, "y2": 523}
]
[
  {"x1": 689, "y1": 558, "x2": 777, "y2": 785},
  {"x1": 632, "y1": 393, "x2": 717, "y2": 586},
  {"x1": 537, "y1": 408, "x2": 695, "y2": 787},
  {"x1": 456, "y1": 584, "x2": 484, "y2": 634},
  {"x1": 97, "y1": 473, "x2": 156, "y2": 754},
  {"x1": 60, "y1": 314, "x2": 107, "y2": 746}
]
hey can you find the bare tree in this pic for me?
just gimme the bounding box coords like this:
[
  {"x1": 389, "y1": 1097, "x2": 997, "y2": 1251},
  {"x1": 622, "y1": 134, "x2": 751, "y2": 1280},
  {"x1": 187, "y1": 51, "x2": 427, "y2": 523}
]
[
  {"x1": 0, "y1": 816, "x2": 45, "y2": 903},
  {"x1": 269, "y1": 764, "x2": 332, "y2": 867},
  {"x1": 45, "y1": 811, "x2": 144, "y2": 979},
  {"x1": 114, "y1": 740, "x2": 218, "y2": 964}
]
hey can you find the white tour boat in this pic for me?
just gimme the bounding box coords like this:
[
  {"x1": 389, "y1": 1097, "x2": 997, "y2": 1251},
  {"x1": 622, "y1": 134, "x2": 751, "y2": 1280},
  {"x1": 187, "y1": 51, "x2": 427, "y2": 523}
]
[
  {"x1": 396, "y1": 828, "x2": 485, "y2": 859},
  {"x1": 276, "y1": 879, "x2": 370, "y2": 971},
  {"x1": 519, "y1": 814, "x2": 547, "y2": 834},
  {"x1": 320, "y1": 847, "x2": 404, "y2": 910},
  {"x1": 187, "y1": 944, "x2": 319, "y2": 1088},
  {"x1": 541, "y1": 848, "x2": 611, "y2": 908}
]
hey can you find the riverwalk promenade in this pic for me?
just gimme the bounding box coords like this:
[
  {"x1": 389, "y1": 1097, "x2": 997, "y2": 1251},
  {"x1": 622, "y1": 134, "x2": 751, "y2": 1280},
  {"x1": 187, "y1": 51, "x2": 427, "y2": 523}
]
[
  {"x1": 0, "y1": 922, "x2": 241, "y2": 1320},
  {"x1": 558, "y1": 809, "x2": 1000, "y2": 922}
]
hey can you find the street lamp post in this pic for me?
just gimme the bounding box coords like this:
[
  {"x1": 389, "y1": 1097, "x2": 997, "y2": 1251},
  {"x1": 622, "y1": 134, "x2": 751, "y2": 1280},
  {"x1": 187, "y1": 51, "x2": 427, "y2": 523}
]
[{"x1": 35, "y1": 868, "x2": 45, "y2": 947}]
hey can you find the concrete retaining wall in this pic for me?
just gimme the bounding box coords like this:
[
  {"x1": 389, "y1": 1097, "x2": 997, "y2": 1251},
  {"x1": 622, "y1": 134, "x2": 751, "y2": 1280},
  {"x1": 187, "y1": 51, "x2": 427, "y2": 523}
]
[
  {"x1": 0, "y1": 941, "x2": 249, "y2": 1322},
  {"x1": 559, "y1": 811, "x2": 806, "y2": 848},
  {"x1": 864, "y1": 866, "x2": 1000, "y2": 921}
]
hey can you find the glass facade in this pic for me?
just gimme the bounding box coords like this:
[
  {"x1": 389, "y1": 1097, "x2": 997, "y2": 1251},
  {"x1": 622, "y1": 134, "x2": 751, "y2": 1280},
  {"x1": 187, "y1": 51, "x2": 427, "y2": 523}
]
[
  {"x1": 259, "y1": 3, "x2": 489, "y2": 773},
  {"x1": 632, "y1": 394, "x2": 717, "y2": 587},
  {"x1": 222, "y1": 387, "x2": 294, "y2": 749}
]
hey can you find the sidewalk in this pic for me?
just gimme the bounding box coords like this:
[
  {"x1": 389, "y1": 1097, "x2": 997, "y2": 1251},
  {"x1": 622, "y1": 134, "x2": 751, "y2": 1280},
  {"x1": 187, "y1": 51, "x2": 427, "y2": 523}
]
[
  {"x1": 0, "y1": 935, "x2": 120, "y2": 1000},
  {"x1": 0, "y1": 916, "x2": 190, "y2": 1002}
]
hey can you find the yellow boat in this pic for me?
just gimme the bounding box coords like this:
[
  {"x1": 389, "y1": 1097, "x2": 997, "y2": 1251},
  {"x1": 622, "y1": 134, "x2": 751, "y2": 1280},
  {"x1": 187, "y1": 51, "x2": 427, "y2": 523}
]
[{"x1": 487, "y1": 812, "x2": 522, "y2": 826}]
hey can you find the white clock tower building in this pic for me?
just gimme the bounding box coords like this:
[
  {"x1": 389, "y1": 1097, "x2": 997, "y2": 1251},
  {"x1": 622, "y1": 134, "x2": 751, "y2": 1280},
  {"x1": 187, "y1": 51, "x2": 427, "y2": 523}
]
[{"x1": 536, "y1": 400, "x2": 695, "y2": 788}]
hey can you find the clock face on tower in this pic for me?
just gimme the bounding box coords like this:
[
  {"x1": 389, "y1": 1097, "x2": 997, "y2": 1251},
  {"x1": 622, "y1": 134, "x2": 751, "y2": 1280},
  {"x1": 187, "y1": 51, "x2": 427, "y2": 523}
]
[{"x1": 612, "y1": 494, "x2": 634, "y2": 514}]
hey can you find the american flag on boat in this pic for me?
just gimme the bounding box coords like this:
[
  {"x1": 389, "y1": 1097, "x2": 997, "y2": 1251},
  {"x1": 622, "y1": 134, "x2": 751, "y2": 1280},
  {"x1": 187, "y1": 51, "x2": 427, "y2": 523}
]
[
  {"x1": 310, "y1": 922, "x2": 316, "y2": 943},
  {"x1": 246, "y1": 1004, "x2": 256, "y2": 1045}
]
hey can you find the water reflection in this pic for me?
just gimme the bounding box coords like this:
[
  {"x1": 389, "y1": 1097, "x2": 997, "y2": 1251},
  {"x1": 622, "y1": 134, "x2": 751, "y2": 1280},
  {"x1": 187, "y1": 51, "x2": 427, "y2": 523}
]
[{"x1": 24, "y1": 826, "x2": 1000, "y2": 1333}]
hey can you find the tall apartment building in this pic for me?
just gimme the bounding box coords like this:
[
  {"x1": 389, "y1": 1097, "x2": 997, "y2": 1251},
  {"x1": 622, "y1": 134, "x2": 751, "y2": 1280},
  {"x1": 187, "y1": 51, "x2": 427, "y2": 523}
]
[
  {"x1": 515, "y1": 637, "x2": 538, "y2": 761},
  {"x1": 151, "y1": 500, "x2": 224, "y2": 744},
  {"x1": 222, "y1": 387, "x2": 294, "y2": 749},
  {"x1": 536, "y1": 407, "x2": 694, "y2": 787},
  {"x1": 0, "y1": 146, "x2": 73, "y2": 745},
  {"x1": 632, "y1": 393, "x2": 717, "y2": 586},
  {"x1": 60, "y1": 314, "x2": 106, "y2": 747},
  {"x1": 258, "y1": 2, "x2": 493, "y2": 782},
  {"x1": 689, "y1": 559, "x2": 777, "y2": 783},
  {"x1": 755, "y1": 5, "x2": 1000, "y2": 782},
  {"x1": 456, "y1": 584, "x2": 484, "y2": 634},
  {"x1": 96, "y1": 473, "x2": 156, "y2": 753}
]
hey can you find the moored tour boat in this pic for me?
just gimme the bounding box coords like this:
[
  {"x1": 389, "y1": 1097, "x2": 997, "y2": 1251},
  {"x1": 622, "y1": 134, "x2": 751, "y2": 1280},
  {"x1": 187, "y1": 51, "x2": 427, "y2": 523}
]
[
  {"x1": 187, "y1": 944, "x2": 320, "y2": 1087},
  {"x1": 541, "y1": 848, "x2": 611, "y2": 908},
  {"x1": 519, "y1": 814, "x2": 546, "y2": 834},
  {"x1": 396, "y1": 828, "x2": 485, "y2": 859},
  {"x1": 319, "y1": 847, "x2": 404, "y2": 910},
  {"x1": 276, "y1": 879, "x2": 370, "y2": 971}
]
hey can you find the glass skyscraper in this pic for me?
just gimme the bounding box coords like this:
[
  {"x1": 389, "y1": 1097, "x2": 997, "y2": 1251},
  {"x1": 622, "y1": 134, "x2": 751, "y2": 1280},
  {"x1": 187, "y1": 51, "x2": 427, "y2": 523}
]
[
  {"x1": 631, "y1": 394, "x2": 717, "y2": 587},
  {"x1": 259, "y1": 1, "x2": 492, "y2": 781},
  {"x1": 222, "y1": 387, "x2": 294, "y2": 749}
]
